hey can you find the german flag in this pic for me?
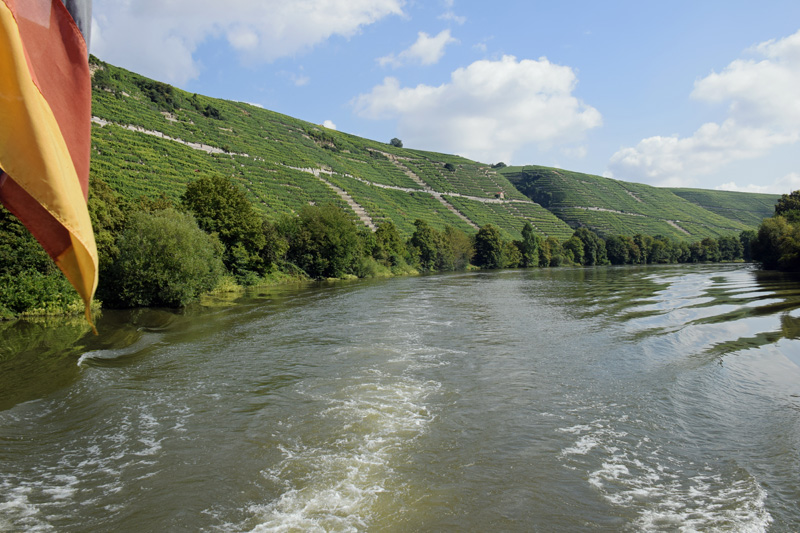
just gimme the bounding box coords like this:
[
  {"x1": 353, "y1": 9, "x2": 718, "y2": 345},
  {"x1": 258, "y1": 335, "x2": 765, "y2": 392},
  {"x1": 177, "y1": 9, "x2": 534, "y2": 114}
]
[{"x1": 0, "y1": 0, "x2": 97, "y2": 329}]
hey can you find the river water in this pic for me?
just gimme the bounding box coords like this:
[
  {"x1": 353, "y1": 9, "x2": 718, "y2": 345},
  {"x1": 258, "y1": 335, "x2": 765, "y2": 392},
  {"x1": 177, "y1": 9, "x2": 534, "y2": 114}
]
[{"x1": 1, "y1": 264, "x2": 800, "y2": 532}]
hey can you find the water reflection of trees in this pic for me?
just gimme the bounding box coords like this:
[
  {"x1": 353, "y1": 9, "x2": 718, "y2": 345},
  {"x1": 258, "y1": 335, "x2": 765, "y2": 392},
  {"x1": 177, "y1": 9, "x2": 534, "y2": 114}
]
[
  {"x1": 698, "y1": 269, "x2": 800, "y2": 357},
  {"x1": 517, "y1": 264, "x2": 800, "y2": 359}
]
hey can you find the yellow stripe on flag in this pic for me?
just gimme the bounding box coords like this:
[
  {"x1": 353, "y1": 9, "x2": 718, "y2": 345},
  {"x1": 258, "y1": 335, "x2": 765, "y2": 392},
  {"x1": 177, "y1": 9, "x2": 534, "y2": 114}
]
[{"x1": 0, "y1": 1, "x2": 98, "y2": 328}]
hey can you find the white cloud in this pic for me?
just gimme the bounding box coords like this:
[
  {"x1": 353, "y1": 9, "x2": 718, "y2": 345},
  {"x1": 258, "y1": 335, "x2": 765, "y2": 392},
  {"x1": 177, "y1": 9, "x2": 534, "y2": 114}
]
[
  {"x1": 355, "y1": 55, "x2": 602, "y2": 163},
  {"x1": 716, "y1": 172, "x2": 800, "y2": 195},
  {"x1": 379, "y1": 30, "x2": 458, "y2": 68},
  {"x1": 91, "y1": 0, "x2": 405, "y2": 85},
  {"x1": 323, "y1": 120, "x2": 338, "y2": 130},
  {"x1": 439, "y1": 11, "x2": 466, "y2": 25},
  {"x1": 609, "y1": 29, "x2": 800, "y2": 187}
]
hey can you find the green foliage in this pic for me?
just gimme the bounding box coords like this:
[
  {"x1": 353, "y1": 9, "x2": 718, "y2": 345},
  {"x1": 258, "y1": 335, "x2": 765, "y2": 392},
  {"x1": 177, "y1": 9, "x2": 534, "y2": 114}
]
[
  {"x1": 563, "y1": 236, "x2": 584, "y2": 265},
  {"x1": 516, "y1": 222, "x2": 542, "y2": 267},
  {"x1": 135, "y1": 78, "x2": 180, "y2": 111},
  {"x1": 286, "y1": 204, "x2": 361, "y2": 279},
  {"x1": 372, "y1": 221, "x2": 407, "y2": 267},
  {"x1": 0, "y1": 270, "x2": 83, "y2": 318},
  {"x1": 752, "y1": 216, "x2": 800, "y2": 270},
  {"x1": 718, "y1": 235, "x2": 744, "y2": 261},
  {"x1": 473, "y1": 224, "x2": 505, "y2": 269},
  {"x1": 409, "y1": 219, "x2": 444, "y2": 271},
  {"x1": 181, "y1": 175, "x2": 266, "y2": 277},
  {"x1": 0, "y1": 206, "x2": 55, "y2": 276},
  {"x1": 740, "y1": 229, "x2": 757, "y2": 261},
  {"x1": 88, "y1": 177, "x2": 129, "y2": 272},
  {"x1": 100, "y1": 209, "x2": 224, "y2": 307},
  {"x1": 774, "y1": 190, "x2": 800, "y2": 221},
  {"x1": 543, "y1": 237, "x2": 564, "y2": 267},
  {"x1": 390, "y1": 138, "x2": 403, "y2": 148},
  {"x1": 572, "y1": 227, "x2": 608, "y2": 266},
  {"x1": 442, "y1": 225, "x2": 474, "y2": 270},
  {"x1": 606, "y1": 235, "x2": 634, "y2": 265}
]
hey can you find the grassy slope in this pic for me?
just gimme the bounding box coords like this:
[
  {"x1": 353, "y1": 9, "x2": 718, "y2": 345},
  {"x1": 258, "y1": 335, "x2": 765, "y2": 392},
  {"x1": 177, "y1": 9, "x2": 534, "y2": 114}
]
[
  {"x1": 89, "y1": 59, "x2": 573, "y2": 240},
  {"x1": 500, "y1": 165, "x2": 759, "y2": 240}
]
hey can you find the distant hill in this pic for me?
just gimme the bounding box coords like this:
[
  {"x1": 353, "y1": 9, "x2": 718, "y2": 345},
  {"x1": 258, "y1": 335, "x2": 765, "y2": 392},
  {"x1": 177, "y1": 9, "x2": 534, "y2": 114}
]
[
  {"x1": 667, "y1": 188, "x2": 777, "y2": 228},
  {"x1": 499, "y1": 165, "x2": 774, "y2": 240},
  {"x1": 89, "y1": 57, "x2": 775, "y2": 241}
]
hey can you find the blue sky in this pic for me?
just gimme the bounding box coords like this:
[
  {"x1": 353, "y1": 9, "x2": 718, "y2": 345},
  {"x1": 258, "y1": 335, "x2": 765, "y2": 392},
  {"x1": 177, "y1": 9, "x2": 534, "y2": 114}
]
[{"x1": 91, "y1": 1, "x2": 800, "y2": 194}]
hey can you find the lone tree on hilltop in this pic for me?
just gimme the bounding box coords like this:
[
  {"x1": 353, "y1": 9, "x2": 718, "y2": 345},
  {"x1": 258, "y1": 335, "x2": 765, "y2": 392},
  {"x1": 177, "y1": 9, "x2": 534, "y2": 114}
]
[{"x1": 390, "y1": 137, "x2": 403, "y2": 148}]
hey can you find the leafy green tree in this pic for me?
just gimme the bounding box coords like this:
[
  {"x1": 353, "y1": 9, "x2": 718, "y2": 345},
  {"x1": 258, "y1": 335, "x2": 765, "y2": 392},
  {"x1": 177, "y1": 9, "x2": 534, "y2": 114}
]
[
  {"x1": 260, "y1": 218, "x2": 289, "y2": 269},
  {"x1": 775, "y1": 190, "x2": 800, "y2": 220},
  {"x1": 563, "y1": 236, "x2": 584, "y2": 265},
  {"x1": 287, "y1": 204, "x2": 361, "y2": 279},
  {"x1": 718, "y1": 235, "x2": 744, "y2": 261},
  {"x1": 409, "y1": 219, "x2": 443, "y2": 271},
  {"x1": 605, "y1": 235, "x2": 630, "y2": 265},
  {"x1": 100, "y1": 209, "x2": 224, "y2": 308},
  {"x1": 503, "y1": 240, "x2": 522, "y2": 268},
  {"x1": 649, "y1": 236, "x2": 672, "y2": 264},
  {"x1": 181, "y1": 175, "x2": 266, "y2": 277},
  {"x1": 752, "y1": 216, "x2": 798, "y2": 270},
  {"x1": 373, "y1": 221, "x2": 407, "y2": 266},
  {"x1": 573, "y1": 227, "x2": 608, "y2": 266},
  {"x1": 633, "y1": 234, "x2": 654, "y2": 264},
  {"x1": 517, "y1": 222, "x2": 541, "y2": 267},
  {"x1": 473, "y1": 224, "x2": 505, "y2": 269},
  {"x1": 739, "y1": 229, "x2": 757, "y2": 261},
  {"x1": 441, "y1": 225, "x2": 473, "y2": 271},
  {"x1": 544, "y1": 237, "x2": 564, "y2": 267},
  {"x1": 390, "y1": 138, "x2": 403, "y2": 148}
]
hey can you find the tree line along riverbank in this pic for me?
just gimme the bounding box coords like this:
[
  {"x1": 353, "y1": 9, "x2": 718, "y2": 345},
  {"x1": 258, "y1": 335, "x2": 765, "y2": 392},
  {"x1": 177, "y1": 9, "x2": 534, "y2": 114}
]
[{"x1": 1, "y1": 175, "x2": 794, "y2": 320}]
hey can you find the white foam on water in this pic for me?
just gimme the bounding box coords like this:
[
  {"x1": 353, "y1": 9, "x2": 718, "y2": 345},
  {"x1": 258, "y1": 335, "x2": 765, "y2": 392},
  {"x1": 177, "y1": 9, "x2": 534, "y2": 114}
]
[
  {"x1": 76, "y1": 333, "x2": 161, "y2": 367},
  {"x1": 559, "y1": 416, "x2": 773, "y2": 532},
  {"x1": 244, "y1": 370, "x2": 438, "y2": 532}
]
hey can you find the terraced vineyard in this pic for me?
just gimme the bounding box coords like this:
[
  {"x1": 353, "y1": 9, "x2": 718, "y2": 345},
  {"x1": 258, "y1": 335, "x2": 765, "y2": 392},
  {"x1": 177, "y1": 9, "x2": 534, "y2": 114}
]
[
  {"x1": 500, "y1": 165, "x2": 759, "y2": 239},
  {"x1": 90, "y1": 57, "x2": 774, "y2": 242},
  {"x1": 89, "y1": 58, "x2": 569, "y2": 239}
]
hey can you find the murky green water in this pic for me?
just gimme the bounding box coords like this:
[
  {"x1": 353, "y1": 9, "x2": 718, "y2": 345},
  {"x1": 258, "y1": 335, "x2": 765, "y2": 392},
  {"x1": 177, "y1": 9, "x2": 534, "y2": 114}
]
[{"x1": 2, "y1": 264, "x2": 800, "y2": 531}]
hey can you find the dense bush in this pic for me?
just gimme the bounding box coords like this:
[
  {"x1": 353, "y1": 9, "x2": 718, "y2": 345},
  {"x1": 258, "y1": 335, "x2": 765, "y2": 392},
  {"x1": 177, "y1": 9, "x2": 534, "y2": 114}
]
[
  {"x1": 0, "y1": 270, "x2": 83, "y2": 318},
  {"x1": 100, "y1": 209, "x2": 224, "y2": 307}
]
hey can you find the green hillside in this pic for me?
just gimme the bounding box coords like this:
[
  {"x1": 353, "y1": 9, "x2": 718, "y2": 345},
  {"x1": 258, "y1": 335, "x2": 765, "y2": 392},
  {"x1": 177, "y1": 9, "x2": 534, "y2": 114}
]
[
  {"x1": 89, "y1": 58, "x2": 573, "y2": 240},
  {"x1": 89, "y1": 57, "x2": 775, "y2": 242},
  {"x1": 500, "y1": 165, "x2": 757, "y2": 239},
  {"x1": 668, "y1": 188, "x2": 778, "y2": 227}
]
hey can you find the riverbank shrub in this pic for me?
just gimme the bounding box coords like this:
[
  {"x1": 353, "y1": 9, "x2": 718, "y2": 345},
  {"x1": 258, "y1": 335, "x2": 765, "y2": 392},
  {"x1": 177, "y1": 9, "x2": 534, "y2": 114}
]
[{"x1": 100, "y1": 209, "x2": 224, "y2": 307}]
